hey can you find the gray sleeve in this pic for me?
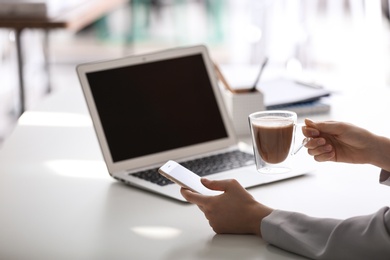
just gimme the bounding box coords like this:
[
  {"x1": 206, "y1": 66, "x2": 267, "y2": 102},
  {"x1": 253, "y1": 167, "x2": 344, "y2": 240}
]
[{"x1": 261, "y1": 207, "x2": 390, "y2": 260}]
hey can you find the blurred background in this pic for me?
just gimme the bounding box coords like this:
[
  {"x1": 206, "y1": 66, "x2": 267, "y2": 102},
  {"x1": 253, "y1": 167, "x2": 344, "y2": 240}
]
[{"x1": 1, "y1": 0, "x2": 390, "y2": 147}]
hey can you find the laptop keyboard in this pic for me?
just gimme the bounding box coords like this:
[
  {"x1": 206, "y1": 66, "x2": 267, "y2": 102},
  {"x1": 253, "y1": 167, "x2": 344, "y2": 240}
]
[{"x1": 132, "y1": 150, "x2": 255, "y2": 186}]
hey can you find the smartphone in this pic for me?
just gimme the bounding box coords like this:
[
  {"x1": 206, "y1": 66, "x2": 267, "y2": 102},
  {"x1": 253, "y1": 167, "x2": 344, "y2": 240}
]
[{"x1": 158, "y1": 160, "x2": 222, "y2": 196}]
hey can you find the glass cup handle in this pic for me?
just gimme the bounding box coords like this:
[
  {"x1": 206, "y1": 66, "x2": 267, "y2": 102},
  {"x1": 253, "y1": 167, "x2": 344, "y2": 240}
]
[{"x1": 293, "y1": 137, "x2": 312, "y2": 155}]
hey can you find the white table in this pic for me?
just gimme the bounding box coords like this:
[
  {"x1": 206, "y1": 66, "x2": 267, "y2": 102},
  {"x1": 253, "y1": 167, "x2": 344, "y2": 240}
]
[{"x1": 1, "y1": 83, "x2": 390, "y2": 259}]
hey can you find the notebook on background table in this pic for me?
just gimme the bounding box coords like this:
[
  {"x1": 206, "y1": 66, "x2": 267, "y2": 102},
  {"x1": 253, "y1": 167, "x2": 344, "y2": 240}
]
[{"x1": 76, "y1": 45, "x2": 309, "y2": 202}]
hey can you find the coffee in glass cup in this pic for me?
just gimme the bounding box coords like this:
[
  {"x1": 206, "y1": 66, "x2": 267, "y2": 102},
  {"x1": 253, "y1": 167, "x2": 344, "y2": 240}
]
[{"x1": 249, "y1": 110, "x2": 305, "y2": 174}]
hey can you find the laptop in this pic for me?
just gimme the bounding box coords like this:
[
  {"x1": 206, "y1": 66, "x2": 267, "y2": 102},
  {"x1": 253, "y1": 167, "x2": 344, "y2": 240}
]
[{"x1": 76, "y1": 45, "x2": 308, "y2": 202}]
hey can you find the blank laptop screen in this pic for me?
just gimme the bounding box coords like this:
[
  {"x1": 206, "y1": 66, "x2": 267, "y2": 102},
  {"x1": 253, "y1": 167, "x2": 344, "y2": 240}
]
[{"x1": 86, "y1": 54, "x2": 228, "y2": 163}]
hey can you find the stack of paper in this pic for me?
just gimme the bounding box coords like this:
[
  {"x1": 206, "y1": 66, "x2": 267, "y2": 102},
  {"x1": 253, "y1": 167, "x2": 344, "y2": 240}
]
[
  {"x1": 258, "y1": 77, "x2": 330, "y2": 107},
  {"x1": 220, "y1": 65, "x2": 331, "y2": 115}
]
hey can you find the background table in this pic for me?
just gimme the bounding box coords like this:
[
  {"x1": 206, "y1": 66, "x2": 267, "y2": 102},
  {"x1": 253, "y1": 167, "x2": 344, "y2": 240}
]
[
  {"x1": 0, "y1": 0, "x2": 127, "y2": 115},
  {"x1": 0, "y1": 81, "x2": 389, "y2": 259}
]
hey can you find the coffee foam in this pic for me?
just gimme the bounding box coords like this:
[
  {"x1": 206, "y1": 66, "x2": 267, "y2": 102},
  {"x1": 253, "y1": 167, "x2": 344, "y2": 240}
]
[{"x1": 253, "y1": 116, "x2": 294, "y2": 128}]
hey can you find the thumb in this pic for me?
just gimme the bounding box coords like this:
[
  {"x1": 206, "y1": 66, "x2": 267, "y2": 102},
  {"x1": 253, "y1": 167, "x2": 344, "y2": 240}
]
[
  {"x1": 305, "y1": 118, "x2": 344, "y2": 136},
  {"x1": 201, "y1": 178, "x2": 233, "y2": 192}
]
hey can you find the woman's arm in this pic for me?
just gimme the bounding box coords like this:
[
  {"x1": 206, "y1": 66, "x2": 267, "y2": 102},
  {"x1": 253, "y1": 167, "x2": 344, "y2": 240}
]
[
  {"x1": 262, "y1": 207, "x2": 390, "y2": 260},
  {"x1": 371, "y1": 136, "x2": 390, "y2": 173}
]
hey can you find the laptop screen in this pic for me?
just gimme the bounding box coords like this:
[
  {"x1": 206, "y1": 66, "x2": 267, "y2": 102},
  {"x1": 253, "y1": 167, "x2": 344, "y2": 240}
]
[{"x1": 86, "y1": 54, "x2": 228, "y2": 163}]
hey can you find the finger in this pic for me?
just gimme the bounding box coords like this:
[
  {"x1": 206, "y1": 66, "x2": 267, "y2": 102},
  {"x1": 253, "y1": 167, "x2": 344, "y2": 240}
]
[
  {"x1": 180, "y1": 187, "x2": 209, "y2": 205},
  {"x1": 305, "y1": 118, "x2": 317, "y2": 128},
  {"x1": 314, "y1": 151, "x2": 336, "y2": 162},
  {"x1": 307, "y1": 144, "x2": 333, "y2": 156},
  {"x1": 302, "y1": 127, "x2": 320, "y2": 138},
  {"x1": 305, "y1": 137, "x2": 326, "y2": 149},
  {"x1": 305, "y1": 118, "x2": 345, "y2": 136},
  {"x1": 302, "y1": 119, "x2": 320, "y2": 137}
]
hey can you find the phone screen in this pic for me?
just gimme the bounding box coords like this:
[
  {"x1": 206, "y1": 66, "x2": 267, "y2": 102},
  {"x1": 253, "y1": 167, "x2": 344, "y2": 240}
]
[{"x1": 159, "y1": 161, "x2": 222, "y2": 196}]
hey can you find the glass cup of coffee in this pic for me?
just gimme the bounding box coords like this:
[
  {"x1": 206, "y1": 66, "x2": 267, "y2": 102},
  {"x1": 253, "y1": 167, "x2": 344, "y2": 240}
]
[{"x1": 249, "y1": 110, "x2": 306, "y2": 174}]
